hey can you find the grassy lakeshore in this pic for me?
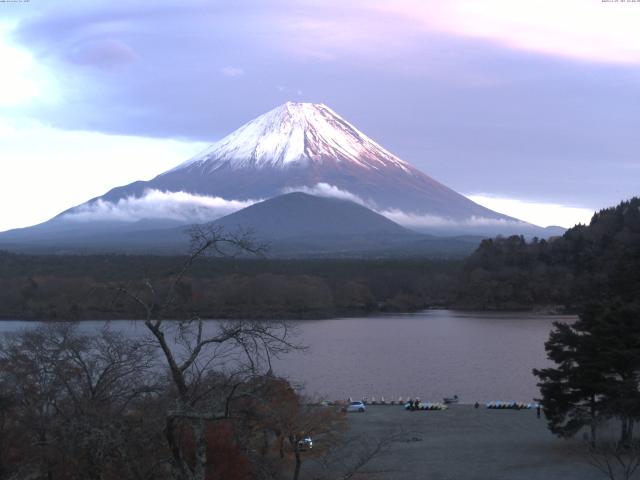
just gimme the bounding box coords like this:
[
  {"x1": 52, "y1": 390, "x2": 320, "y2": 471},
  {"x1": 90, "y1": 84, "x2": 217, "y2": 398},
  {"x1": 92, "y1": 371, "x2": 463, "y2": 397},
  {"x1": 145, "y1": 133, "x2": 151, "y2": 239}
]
[{"x1": 334, "y1": 405, "x2": 604, "y2": 480}]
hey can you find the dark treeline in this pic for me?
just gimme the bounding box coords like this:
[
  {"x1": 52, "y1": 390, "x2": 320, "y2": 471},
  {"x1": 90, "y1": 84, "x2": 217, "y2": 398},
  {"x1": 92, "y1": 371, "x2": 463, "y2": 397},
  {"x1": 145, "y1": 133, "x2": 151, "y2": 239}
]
[
  {"x1": 456, "y1": 197, "x2": 640, "y2": 311},
  {"x1": 0, "y1": 254, "x2": 461, "y2": 320},
  {"x1": 2, "y1": 197, "x2": 639, "y2": 320}
]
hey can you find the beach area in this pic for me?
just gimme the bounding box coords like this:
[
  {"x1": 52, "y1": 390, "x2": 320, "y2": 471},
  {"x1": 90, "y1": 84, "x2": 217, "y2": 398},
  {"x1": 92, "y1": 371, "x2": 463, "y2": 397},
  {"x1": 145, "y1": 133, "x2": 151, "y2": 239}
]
[{"x1": 333, "y1": 405, "x2": 606, "y2": 480}]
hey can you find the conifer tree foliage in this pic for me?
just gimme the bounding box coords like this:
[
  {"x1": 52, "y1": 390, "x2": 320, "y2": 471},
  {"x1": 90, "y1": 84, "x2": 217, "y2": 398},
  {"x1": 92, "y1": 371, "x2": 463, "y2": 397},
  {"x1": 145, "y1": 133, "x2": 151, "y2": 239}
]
[
  {"x1": 535, "y1": 302, "x2": 640, "y2": 446},
  {"x1": 585, "y1": 304, "x2": 640, "y2": 444},
  {"x1": 458, "y1": 197, "x2": 640, "y2": 310},
  {"x1": 528, "y1": 198, "x2": 640, "y2": 445},
  {"x1": 533, "y1": 318, "x2": 605, "y2": 445}
]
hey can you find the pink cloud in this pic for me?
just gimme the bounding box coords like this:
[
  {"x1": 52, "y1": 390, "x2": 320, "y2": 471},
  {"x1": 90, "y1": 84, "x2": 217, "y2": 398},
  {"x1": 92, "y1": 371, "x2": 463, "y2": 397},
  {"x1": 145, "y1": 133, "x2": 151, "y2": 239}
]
[
  {"x1": 264, "y1": 0, "x2": 640, "y2": 65},
  {"x1": 375, "y1": 0, "x2": 640, "y2": 64}
]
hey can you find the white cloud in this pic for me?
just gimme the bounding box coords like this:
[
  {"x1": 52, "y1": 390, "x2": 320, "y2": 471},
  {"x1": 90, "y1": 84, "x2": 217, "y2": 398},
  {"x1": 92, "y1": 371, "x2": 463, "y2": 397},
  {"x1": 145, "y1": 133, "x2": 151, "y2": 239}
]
[
  {"x1": 0, "y1": 22, "x2": 50, "y2": 106},
  {"x1": 63, "y1": 189, "x2": 258, "y2": 224},
  {"x1": 57, "y1": 183, "x2": 594, "y2": 231},
  {"x1": 379, "y1": 208, "x2": 526, "y2": 228},
  {"x1": 0, "y1": 116, "x2": 207, "y2": 232},
  {"x1": 220, "y1": 66, "x2": 244, "y2": 77},
  {"x1": 284, "y1": 183, "x2": 535, "y2": 230},
  {"x1": 282, "y1": 183, "x2": 371, "y2": 206},
  {"x1": 466, "y1": 194, "x2": 594, "y2": 228}
]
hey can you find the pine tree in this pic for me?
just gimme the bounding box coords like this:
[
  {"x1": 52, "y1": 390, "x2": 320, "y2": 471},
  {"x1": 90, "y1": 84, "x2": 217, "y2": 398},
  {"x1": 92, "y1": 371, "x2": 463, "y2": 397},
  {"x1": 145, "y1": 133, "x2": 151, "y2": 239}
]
[
  {"x1": 534, "y1": 319, "x2": 605, "y2": 445},
  {"x1": 535, "y1": 302, "x2": 640, "y2": 445},
  {"x1": 584, "y1": 303, "x2": 640, "y2": 445}
]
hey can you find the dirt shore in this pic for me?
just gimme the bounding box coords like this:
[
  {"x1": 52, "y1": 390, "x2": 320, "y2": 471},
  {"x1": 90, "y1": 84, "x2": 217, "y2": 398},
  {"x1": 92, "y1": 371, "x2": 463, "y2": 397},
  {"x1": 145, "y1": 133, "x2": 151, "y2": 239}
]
[{"x1": 337, "y1": 405, "x2": 605, "y2": 480}]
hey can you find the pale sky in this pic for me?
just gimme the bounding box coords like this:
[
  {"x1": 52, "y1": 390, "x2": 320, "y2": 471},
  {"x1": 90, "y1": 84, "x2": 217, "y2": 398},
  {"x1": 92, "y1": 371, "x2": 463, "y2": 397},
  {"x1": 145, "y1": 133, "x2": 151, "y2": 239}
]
[{"x1": 2, "y1": 0, "x2": 640, "y2": 231}]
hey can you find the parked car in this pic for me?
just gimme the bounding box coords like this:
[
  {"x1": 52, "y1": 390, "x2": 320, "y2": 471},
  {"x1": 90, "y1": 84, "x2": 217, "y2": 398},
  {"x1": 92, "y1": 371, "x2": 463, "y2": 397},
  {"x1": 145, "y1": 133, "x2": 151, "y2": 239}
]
[
  {"x1": 344, "y1": 401, "x2": 366, "y2": 413},
  {"x1": 297, "y1": 437, "x2": 313, "y2": 451}
]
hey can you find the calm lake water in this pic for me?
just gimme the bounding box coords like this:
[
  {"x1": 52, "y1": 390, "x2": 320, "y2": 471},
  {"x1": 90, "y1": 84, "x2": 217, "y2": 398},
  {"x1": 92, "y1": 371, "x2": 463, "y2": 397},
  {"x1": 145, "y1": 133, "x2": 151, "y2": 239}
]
[{"x1": 0, "y1": 310, "x2": 573, "y2": 404}]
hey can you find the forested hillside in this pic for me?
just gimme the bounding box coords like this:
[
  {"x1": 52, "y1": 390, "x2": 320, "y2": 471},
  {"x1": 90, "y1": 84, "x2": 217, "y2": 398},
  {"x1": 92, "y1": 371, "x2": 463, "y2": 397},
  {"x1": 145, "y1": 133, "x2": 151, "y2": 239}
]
[
  {"x1": 2, "y1": 198, "x2": 638, "y2": 319},
  {"x1": 0, "y1": 254, "x2": 460, "y2": 320},
  {"x1": 456, "y1": 197, "x2": 640, "y2": 310}
]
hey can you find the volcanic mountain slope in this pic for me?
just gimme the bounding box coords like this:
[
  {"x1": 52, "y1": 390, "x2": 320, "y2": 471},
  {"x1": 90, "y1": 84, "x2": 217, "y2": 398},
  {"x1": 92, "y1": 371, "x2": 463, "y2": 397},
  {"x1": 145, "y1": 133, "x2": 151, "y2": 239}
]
[
  {"x1": 91, "y1": 102, "x2": 516, "y2": 222},
  {"x1": 212, "y1": 192, "x2": 411, "y2": 238},
  {"x1": 0, "y1": 193, "x2": 481, "y2": 257},
  {"x1": 0, "y1": 101, "x2": 559, "y2": 252},
  {"x1": 210, "y1": 193, "x2": 481, "y2": 257}
]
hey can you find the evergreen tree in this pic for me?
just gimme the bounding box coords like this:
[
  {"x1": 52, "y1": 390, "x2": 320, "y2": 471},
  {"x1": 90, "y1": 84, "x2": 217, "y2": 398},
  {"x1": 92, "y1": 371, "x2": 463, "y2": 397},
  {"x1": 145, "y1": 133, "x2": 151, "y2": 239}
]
[
  {"x1": 585, "y1": 303, "x2": 640, "y2": 444},
  {"x1": 535, "y1": 302, "x2": 640, "y2": 445},
  {"x1": 534, "y1": 319, "x2": 605, "y2": 445}
]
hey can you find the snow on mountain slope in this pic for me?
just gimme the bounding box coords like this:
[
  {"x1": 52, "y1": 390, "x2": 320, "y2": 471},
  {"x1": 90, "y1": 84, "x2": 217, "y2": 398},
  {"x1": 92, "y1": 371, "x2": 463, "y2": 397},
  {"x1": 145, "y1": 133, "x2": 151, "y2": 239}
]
[
  {"x1": 9, "y1": 100, "x2": 551, "y2": 240},
  {"x1": 138, "y1": 101, "x2": 515, "y2": 225},
  {"x1": 172, "y1": 102, "x2": 411, "y2": 172}
]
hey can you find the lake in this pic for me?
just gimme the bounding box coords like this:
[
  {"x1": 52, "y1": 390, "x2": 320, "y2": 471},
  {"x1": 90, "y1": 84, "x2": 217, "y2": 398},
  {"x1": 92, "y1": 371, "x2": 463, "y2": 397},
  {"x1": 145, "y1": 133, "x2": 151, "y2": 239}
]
[{"x1": 0, "y1": 310, "x2": 572, "y2": 404}]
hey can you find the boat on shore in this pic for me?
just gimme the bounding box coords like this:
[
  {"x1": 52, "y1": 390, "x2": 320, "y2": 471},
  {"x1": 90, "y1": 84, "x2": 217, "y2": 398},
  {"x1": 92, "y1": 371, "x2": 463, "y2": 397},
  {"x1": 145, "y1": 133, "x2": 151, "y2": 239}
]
[
  {"x1": 486, "y1": 401, "x2": 538, "y2": 410},
  {"x1": 404, "y1": 401, "x2": 448, "y2": 411}
]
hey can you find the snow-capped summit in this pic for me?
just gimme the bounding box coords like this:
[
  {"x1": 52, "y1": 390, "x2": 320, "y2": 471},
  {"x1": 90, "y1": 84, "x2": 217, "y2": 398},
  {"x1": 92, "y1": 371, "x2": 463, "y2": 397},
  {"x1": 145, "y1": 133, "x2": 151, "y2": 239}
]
[
  {"x1": 29, "y1": 101, "x2": 534, "y2": 237},
  {"x1": 173, "y1": 102, "x2": 411, "y2": 172},
  {"x1": 0, "y1": 101, "x2": 557, "y2": 253},
  {"x1": 146, "y1": 101, "x2": 512, "y2": 222}
]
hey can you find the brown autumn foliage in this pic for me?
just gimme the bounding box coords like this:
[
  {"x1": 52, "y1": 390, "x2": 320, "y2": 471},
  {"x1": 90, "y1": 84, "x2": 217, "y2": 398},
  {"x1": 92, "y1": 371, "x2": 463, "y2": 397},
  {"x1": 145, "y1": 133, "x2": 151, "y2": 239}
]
[
  {"x1": 179, "y1": 421, "x2": 253, "y2": 480},
  {"x1": 0, "y1": 323, "x2": 352, "y2": 480}
]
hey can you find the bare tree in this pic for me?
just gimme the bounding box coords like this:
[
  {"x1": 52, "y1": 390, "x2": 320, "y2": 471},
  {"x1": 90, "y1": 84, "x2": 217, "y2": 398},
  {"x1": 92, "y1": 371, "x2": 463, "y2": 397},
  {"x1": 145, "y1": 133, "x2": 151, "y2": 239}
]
[
  {"x1": 0, "y1": 323, "x2": 160, "y2": 480},
  {"x1": 116, "y1": 224, "x2": 300, "y2": 480}
]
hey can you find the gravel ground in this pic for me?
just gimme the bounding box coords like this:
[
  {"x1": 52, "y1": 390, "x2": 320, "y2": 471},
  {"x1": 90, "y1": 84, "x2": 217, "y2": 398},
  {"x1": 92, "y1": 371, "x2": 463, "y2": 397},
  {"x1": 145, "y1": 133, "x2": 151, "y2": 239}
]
[{"x1": 336, "y1": 405, "x2": 607, "y2": 480}]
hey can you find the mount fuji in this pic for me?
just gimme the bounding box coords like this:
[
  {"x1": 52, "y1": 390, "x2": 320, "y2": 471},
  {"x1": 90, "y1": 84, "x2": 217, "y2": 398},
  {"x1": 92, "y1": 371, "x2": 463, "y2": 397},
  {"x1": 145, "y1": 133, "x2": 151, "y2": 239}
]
[
  {"x1": 90, "y1": 101, "x2": 517, "y2": 224},
  {"x1": 0, "y1": 102, "x2": 562, "y2": 254}
]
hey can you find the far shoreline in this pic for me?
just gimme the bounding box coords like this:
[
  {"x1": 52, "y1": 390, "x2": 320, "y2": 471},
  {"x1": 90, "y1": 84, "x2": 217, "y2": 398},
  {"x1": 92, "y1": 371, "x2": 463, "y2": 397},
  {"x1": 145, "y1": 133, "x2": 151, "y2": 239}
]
[{"x1": 0, "y1": 306, "x2": 577, "y2": 322}]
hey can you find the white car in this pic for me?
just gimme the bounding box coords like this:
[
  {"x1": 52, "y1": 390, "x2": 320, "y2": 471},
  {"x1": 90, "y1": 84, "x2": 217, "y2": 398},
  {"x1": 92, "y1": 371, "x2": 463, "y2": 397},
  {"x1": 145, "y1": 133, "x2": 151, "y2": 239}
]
[
  {"x1": 298, "y1": 437, "x2": 313, "y2": 451},
  {"x1": 344, "y1": 401, "x2": 366, "y2": 413}
]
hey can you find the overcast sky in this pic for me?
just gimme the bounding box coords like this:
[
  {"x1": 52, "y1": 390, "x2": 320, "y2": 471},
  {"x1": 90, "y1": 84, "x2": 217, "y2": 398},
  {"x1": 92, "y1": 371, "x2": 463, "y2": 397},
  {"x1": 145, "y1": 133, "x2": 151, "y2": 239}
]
[{"x1": 1, "y1": 0, "x2": 639, "y2": 231}]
